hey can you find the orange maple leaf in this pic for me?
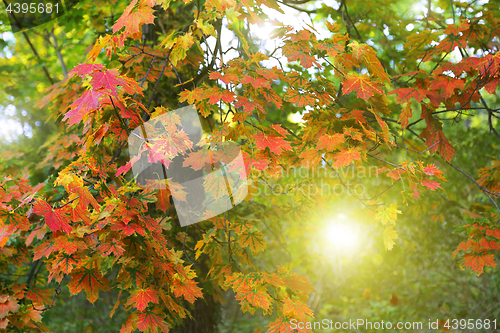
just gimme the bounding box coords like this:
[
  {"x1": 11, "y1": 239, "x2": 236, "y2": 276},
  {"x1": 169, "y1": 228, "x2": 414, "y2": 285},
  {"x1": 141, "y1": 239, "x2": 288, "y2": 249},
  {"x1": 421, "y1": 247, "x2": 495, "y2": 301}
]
[
  {"x1": 332, "y1": 147, "x2": 362, "y2": 168},
  {"x1": 254, "y1": 133, "x2": 292, "y2": 155},
  {"x1": 283, "y1": 297, "x2": 314, "y2": 321},
  {"x1": 112, "y1": 0, "x2": 156, "y2": 40},
  {"x1": 343, "y1": 74, "x2": 383, "y2": 101},
  {"x1": 461, "y1": 252, "x2": 497, "y2": 275}
]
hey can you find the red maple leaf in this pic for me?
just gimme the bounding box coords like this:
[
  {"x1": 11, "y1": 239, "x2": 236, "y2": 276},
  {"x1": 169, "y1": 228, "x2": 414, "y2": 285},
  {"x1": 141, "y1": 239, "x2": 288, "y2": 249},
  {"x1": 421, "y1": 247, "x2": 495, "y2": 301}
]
[
  {"x1": 136, "y1": 311, "x2": 169, "y2": 333},
  {"x1": 67, "y1": 266, "x2": 110, "y2": 303},
  {"x1": 63, "y1": 89, "x2": 103, "y2": 126},
  {"x1": 421, "y1": 179, "x2": 441, "y2": 190},
  {"x1": 69, "y1": 64, "x2": 104, "y2": 78},
  {"x1": 388, "y1": 87, "x2": 432, "y2": 103},
  {"x1": 429, "y1": 76, "x2": 465, "y2": 98},
  {"x1": 33, "y1": 199, "x2": 72, "y2": 234},
  {"x1": 126, "y1": 288, "x2": 159, "y2": 311},
  {"x1": 90, "y1": 70, "x2": 125, "y2": 96}
]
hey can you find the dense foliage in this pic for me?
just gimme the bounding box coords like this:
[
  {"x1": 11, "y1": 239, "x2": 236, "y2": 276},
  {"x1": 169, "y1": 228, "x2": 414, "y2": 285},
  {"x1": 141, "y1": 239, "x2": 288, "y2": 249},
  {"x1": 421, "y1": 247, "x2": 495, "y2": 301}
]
[{"x1": 0, "y1": 0, "x2": 499, "y2": 331}]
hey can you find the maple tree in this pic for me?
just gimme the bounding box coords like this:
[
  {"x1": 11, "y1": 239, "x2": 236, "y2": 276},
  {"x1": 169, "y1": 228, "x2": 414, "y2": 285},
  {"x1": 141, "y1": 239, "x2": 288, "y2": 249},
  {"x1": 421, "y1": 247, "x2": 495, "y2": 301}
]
[{"x1": 0, "y1": 0, "x2": 500, "y2": 331}]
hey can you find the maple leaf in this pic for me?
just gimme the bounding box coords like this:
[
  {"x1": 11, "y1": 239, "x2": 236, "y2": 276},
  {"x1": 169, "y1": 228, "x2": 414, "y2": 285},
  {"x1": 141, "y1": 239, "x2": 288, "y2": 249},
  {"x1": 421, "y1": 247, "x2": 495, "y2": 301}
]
[
  {"x1": 155, "y1": 188, "x2": 170, "y2": 211},
  {"x1": 26, "y1": 224, "x2": 48, "y2": 247},
  {"x1": 282, "y1": 41, "x2": 319, "y2": 69},
  {"x1": 260, "y1": 88, "x2": 283, "y2": 108},
  {"x1": 110, "y1": 291, "x2": 122, "y2": 319},
  {"x1": 332, "y1": 147, "x2": 362, "y2": 168},
  {"x1": 254, "y1": 133, "x2": 292, "y2": 155},
  {"x1": 317, "y1": 40, "x2": 344, "y2": 58},
  {"x1": 127, "y1": 288, "x2": 159, "y2": 311},
  {"x1": 0, "y1": 295, "x2": 20, "y2": 318},
  {"x1": 234, "y1": 96, "x2": 265, "y2": 114},
  {"x1": 399, "y1": 103, "x2": 412, "y2": 129},
  {"x1": 67, "y1": 266, "x2": 111, "y2": 303},
  {"x1": 375, "y1": 203, "x2": 402, "y2": 225},
  {"x1": 24, "y1": 308, "x2": 43, "y2": 323},
  {"x1": 238, "y1": 230, "x2": 267, "y2": 254},
  {"x1": 25, "y1": 288, "x2": 52, "y2": 306},
  {"x1": 484, "y1": 77, "x2": 500, "y2": 94},
  {"x1": 209, "y1": 71, "x2": 238, "y2": 84},
  {"x1": 171, "y1": 276, "x2": 203, "y2": 303},
  {"x1": 33, "y1": 240, "x2": 55, "y2": 261},
  {"x1": 183, "y1": 149, "x2": 212, "y2": 171},
  {"x1": 136, "y1": 311, "x2": 169, "y2": 333},
  {"x1": 0, "y1": 318, "x2": 7, "y2": 329},
  {"x1": 429, "y1": 75, "x2": 465, "y2": 98},
  {"x1": 51, "y1": 253, "x2": 79, "y2": 275},
  {"x1": 63, "y1": 89, "x2": 103, "y2": 126},
  {"x1": 242, "y1": 152, "x2": 269, "y2": 173},
  {"x1": 283, "y1": 297, "x2": 314, "y2": 321},
  {"x1": 179, "y1": 87, "x2": 206, "y2": 104},
  {"x1": 363, "y1": 46, "x2": 390, "y2": 84},
  {"x1": 343, "y1": 127, "x2": 363, "y2": 141},
  {"x1": 116, "y1": 155, "x2": 141, "y2": 177},
  {"x1": 388, "y1": 87, "x2": 432, "y2": 103},
  {"x1": 238, "y1": 287, "x2": 272, "y2": 313},
  {"x1": 419, "y1": 112, "x2": 456, "y2": 162},
  {"x1": 205, "y1": 0, "x2": 236, "y2": 13},
  {"x1": 169, "y1": 32, "x2": 195, "y2": 65},
  {"x1": 299, "y1": 149, "x2": 323, "y2": 167},
  {"x1": 206, "y1": 87, "x2": 235, "y2": 105},
  {"x1": 33, "y1": 199, "x2": 72, "y2": 234},
  {"x1": 284, "y1": 88, "x2": 316, "y2": 107},
  {"x1": 383, "y1": 225, "x2": 398, "y2": 250},
  {"x1": 69, "y1": 63, "x2": 103, "y2": 78},
  {"x1": 343, "y1": 74, "x2": 383, "y2": 101},
  {"x1": 120, "y1": 313, "x2": 137, "y2": 333},
  {"x1": 54, "y1": 236, "x2": 86, "y2": 255},
  {"x1": 421, "y1": 179, "x2": 441, "y2": 190},
  {"x1": 97, "y1": 237, "x2": 125, "y2": 257},
  {"x1": 461, "y1": 252, "x2": 497, "y2": 275},
  {"x1": 267, "y1": 316, "x2": 311, "y2": 333},
  {"x1": 203, "y1": 171, "x2": 229, "y2": 200},
  {"x1": 240, "y1": 75, "x2": 271, "y2": 89},
  {"x1": 90, "y1": 70, "x2": 125, "y2": 96},
  {"x1": 112, "y1": 0, "x2": 156, "y2": 40}
]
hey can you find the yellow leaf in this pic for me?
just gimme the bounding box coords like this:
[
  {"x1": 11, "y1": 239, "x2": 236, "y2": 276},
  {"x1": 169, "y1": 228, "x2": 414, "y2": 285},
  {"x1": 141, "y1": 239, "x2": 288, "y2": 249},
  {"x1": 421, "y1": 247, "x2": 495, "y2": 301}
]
[
  {"x1": 383, "y1": 225, "x2": 398, "y2": 250},
  {"x1": 195, "y1": 18, "x2": 216, "y2": 36},
  {"x1": 375, "y1": 203, "x2": 402, "y2": 225}
]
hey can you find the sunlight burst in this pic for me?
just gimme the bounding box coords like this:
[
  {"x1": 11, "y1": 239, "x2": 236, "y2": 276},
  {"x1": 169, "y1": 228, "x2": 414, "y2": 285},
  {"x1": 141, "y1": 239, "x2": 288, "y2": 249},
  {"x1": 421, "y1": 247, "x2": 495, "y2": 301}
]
[{"x1": 324, "y1": 215, "x2": 359, "y2": 252}]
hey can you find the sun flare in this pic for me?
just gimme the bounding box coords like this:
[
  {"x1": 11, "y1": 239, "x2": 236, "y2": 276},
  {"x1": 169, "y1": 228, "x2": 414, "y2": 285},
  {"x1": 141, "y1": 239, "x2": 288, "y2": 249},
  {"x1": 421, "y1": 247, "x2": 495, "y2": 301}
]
[{"x1": 324, "y1": 215, "x2": 360, "y2": 252}]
